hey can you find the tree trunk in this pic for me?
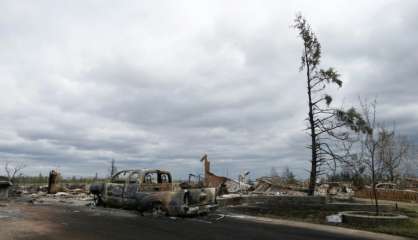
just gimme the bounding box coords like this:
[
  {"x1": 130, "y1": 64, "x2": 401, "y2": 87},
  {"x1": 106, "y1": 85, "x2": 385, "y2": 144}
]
[
  {"x1": 371, "y1": 155, "x2": 379, "y2": 215},
  {"x1": 389, "y1": 168, "x2": 394, "y2": 182},
  {"x1": 305, "y1": 50, "x2": 317, "y2": 196},
  {"x1": 307, "y1": 108, "x2": 317, "y2": 196},
  {"x1": 372, "y1": 182, "x2": 379, "y2": 215}
]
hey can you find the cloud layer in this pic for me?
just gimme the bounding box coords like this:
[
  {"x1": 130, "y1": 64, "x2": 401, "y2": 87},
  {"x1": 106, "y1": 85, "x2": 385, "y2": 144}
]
[{"x1": 0, "y1": 0, "x2": 417, "y2": 179}]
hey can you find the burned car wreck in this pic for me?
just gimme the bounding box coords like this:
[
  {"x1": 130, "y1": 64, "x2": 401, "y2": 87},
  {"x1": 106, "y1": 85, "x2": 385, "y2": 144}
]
[{"x1": 90, "y1": 169, "x2": 217, "y2": 216}]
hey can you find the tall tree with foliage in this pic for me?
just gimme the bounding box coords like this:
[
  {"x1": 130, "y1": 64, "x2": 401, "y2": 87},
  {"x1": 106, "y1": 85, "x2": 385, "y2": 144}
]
[{"x1": 293, "y1": 14, "x2": 368, "y2": 195}]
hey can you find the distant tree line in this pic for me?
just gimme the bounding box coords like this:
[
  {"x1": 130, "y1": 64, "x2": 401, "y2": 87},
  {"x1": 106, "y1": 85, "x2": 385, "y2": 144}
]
[{"x1": 12, "y1": 173, "x2": 105, "y2": 186}]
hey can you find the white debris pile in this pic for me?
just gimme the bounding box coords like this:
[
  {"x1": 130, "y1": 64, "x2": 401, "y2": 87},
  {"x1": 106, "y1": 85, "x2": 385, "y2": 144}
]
[
  {"x1": 326, "y1": 214, "x2": 342, "y2": 223},
  {"x1": 26, "y1": 189, "x2": 93, "y2": 207},
  {"x1": 316, "y1": 182, "x2": 353, "y2": 199}
]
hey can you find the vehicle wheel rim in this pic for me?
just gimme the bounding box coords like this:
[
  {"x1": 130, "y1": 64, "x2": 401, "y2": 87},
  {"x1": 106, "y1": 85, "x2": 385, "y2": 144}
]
[{"x1": 152, "y1": 204, "x2": 164, "y2": 217}]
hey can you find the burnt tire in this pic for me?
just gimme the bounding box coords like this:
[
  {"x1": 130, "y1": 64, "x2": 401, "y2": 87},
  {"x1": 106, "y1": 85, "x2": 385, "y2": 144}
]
[
  {"x1": 183, "y1": 191, "x2": 192, "y2": 205},
  {"x1": 151, "y1": 202, "x2": 166, "y2": 217},
  {"x1": 93, "y1": 194, "x2": 104, "y2": 206}
]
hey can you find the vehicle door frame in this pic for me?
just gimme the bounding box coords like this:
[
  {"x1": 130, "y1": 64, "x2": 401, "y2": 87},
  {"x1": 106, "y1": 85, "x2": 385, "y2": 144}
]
[
  {"x1": 123, "y1": 170, "x2": 142, "y2": 203},
  {"x1": 139, "y1": 170, "x2": 172, "y2": 192}
]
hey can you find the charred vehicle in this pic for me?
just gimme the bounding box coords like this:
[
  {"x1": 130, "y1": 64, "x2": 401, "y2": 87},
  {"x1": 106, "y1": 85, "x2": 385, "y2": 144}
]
[{"x1": 90, "y1": 169, "x2": 217, "y2": 216}]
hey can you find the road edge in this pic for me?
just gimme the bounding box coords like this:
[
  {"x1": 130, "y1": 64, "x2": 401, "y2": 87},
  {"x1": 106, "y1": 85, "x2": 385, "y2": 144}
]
[{"x1": 225, "y1": 214, "x2": 413, "y2": 240}]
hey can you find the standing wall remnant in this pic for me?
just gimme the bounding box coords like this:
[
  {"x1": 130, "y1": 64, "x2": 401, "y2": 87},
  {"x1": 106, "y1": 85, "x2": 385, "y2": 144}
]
[
  {"x1": 200, "y1": 154, "x2": 250, "y2": 195},
  {"x1": 47, "y1": 170, "x2": 61, "y2": 194},
  {"x1": 0, "y1": 177, "x2": 12, "y2": 199},
  {"x1": 200, "y1": 154, "x2": 228, "y2": 195}
]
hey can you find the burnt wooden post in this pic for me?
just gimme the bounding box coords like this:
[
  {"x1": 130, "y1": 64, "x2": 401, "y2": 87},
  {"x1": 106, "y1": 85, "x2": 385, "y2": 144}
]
[{"x1": 47, "y1": 170, "x2": 60, "y2": 194}]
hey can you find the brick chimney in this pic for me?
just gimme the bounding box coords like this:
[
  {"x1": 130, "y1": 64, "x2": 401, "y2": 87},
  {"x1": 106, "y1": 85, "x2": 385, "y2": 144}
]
[{"x1": 200, "y1": 154, "x2": 210, "y2": 177}]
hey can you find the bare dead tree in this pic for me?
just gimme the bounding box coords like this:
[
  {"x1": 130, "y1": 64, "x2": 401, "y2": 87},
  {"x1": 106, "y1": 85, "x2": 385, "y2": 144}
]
[
  {"x1": 335, "y1": 98, "x2": 410, "y2": 215},
  {"x1": 328, "y1": 123, "x2": 372, "y2": 187},
  {"x1": 4, "y1": 160, "x2": 26, "y2": 182},
  {"x1": 401, "y1": 144, "x2": 418, "y2": 178},
  {"x1": 358, "y1": 99, "x2": 381, "y2": 215},
  {"x1": 377, "y1": 127, "x2": 409, "y2": 182}
]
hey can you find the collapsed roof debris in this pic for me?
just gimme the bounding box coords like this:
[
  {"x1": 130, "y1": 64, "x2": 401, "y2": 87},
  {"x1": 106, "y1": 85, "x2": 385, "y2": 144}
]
[
  {"x1": 252, "y1": 177, "x2": 305, "y2": 196},
  {"x1": 316, "y1": 182, "x2": 353, "y2": 199}
]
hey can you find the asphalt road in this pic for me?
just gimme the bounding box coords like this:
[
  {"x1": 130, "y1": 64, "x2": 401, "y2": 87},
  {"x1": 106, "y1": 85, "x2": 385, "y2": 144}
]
[{"x1": 0, "y1": 202, "x2": 394, "y2": 240}]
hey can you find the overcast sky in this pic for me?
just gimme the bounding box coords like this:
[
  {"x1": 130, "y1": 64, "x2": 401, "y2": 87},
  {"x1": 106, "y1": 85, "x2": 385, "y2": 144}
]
[{"x1": 0, "y1": 0, "x2": 417, "y2": 179}]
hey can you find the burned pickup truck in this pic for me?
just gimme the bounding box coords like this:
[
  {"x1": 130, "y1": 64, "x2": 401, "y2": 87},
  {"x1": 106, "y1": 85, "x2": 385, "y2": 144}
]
[{"x1": 90, "y1": 169, "x2": 217, "y2": 216}]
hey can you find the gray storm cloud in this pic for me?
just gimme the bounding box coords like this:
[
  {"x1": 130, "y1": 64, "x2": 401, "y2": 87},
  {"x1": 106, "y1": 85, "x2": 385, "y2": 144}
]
[{"x1": 0, "y1": 0, "x2": 417, "y2": 179}]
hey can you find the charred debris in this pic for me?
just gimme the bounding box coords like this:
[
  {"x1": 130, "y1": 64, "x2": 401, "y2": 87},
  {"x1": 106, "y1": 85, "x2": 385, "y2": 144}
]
[{"x1": 2, "y1": 154, "x2": 394, "y2": 218}]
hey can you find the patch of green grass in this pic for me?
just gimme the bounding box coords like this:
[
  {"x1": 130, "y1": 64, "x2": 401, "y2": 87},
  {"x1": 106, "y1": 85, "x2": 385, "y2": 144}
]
[
  {"x1": 225, "y1": 204, "x2": 418, "y2": 238},
  {"x1": 339, "y1": 204, "x2": 418, "y2": 238},
  {"x1": 273, "y1": 209, "x2": 418, "y2": 238},
  {"x1": 342, "y1": 202, "x2": 418, "y2": 238},
  {"x1": 262, "y1": 209, "x2": 335, "y2": 224},
  {"x1": 352, "y1": 219, "x2": 418, "y2": 239}
]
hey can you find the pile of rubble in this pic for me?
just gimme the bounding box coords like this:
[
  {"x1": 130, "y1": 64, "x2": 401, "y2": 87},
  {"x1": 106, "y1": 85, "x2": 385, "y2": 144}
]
[
  {"x1": 252, "y1": 177, "x2": 306, "y2": 196},
  {"x1": 199, "y1": 154, "x2": 252, "y2": 195},
  {"x1": 28, "y1": 191, "x2": 93, "y2": 206},
  {"x1": 194, "y1": 155, "x2": 310, "y2": 197},
  {"x1": 316, "y1": 182, "x2": 354, "y2": 199},
  {"x1": 6, "y1": 170, "x2": 94, "y2": 206}
]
